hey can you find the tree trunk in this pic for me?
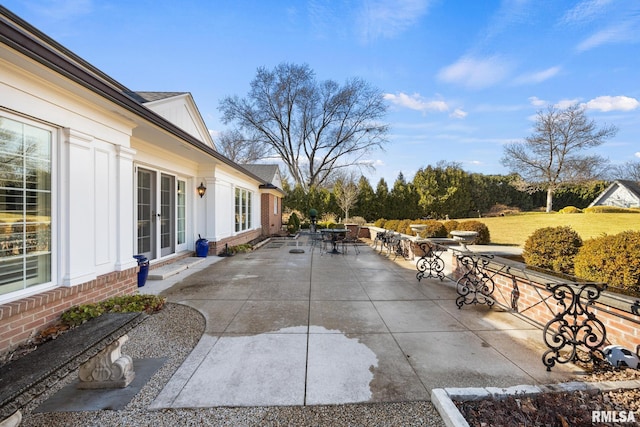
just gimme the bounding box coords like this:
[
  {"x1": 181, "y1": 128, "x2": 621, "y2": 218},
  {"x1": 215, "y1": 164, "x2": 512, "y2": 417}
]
[{"x1": 546, "y1": 188, "x2": 554, "y2": 213}]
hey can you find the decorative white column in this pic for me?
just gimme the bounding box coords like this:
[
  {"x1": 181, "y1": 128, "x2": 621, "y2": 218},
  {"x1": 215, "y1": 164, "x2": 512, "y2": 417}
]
[
  {"x1": 60, "y1": 128, "x2": 97, "y2": 286},
  {"x1": 114, "y1": 146, "x2": 137, "y2": 271}
]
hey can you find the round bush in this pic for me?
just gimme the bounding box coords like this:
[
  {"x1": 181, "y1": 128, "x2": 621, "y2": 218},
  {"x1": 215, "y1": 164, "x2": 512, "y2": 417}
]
[
  {"x1": 416, "y1": 220, "x2": 447, "y2": 238},
  {"x1": 454, "y1": 220, "x2": 490, "y2": 244},
  {"x1": 522, "y1": 226, "x2": 582, "y2": 274},
  {"x1": 559, "y1": 206, "x2": 582, "y2": 214},
  {"x1": 574, "y1": 231, "x2": 640, "y2": 293},
  {"x1": 443, "y1": 220, "x2": 460, "y2": 235}
]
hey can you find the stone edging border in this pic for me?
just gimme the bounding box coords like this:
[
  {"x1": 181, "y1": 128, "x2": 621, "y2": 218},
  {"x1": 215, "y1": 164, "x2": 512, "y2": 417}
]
[{"x1": 431, "y1": 379, "x2": 640, "y2": 427}]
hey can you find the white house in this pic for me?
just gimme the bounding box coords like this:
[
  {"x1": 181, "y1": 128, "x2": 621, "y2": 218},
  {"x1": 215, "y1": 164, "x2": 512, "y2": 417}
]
[
  {"x1": 589, "y1": 180, "x2": 640, "y2": 209},
  {"x1": 0, "y1": 7, "x2": 283, "y2": 354}
]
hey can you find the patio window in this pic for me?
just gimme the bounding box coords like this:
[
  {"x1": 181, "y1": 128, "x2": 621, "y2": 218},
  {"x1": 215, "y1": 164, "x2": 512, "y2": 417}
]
[
  {"x1": 235, "y1": 188, "x2": 252, "y2": 232},
  {"x1": 0, "y1": 115, "x2": 53, "y2": 296}
]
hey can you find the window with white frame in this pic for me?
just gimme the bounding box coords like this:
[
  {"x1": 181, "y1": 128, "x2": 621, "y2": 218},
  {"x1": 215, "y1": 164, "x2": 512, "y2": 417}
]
[
  {"x1": 0, "y1": 115, "x2": 53, "y2": 296},
  {"x1": 235, "y1": 188, "x2": 252, "y2": 232}
]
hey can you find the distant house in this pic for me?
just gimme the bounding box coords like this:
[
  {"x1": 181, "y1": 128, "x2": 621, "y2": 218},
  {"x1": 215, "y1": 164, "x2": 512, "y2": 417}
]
[
  {"x1": 0, "y1": 7, "x2": 283, "y2": 354},
  {"x1": 589, "y1": 180, "x2": 640, "y2": 208}
]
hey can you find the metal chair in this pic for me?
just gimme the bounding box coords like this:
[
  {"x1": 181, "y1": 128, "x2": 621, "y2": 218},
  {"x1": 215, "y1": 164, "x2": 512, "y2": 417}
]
[{"x1": 342, "y1": 226, "x2": 361, "y2": 254}]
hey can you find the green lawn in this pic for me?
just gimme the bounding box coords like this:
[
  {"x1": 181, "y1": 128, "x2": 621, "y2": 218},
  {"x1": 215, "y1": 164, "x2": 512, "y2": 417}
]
[{"x1": 464, "y1": 213, "x2": 640, "y2": 247}]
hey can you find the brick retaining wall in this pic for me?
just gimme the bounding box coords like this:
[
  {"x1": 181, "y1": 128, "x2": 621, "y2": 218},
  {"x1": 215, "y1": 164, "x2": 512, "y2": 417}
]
[{"x1": 452, "y1": 255, "x2": 640, "y2": 350}]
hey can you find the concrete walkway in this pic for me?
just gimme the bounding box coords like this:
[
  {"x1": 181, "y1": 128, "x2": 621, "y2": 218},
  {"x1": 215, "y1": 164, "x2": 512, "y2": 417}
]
[{"x1": 141, "y1": 235, "x2": 579, "y2": 409}]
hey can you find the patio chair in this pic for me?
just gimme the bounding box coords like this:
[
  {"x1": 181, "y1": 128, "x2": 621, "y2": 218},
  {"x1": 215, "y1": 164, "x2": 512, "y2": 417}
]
[
  {"x1": 319, "y1": 230, "x2": 334, "y2": 256},
  {"x1": 342, "y1": 226, "x2": 361, "y2": 254}
]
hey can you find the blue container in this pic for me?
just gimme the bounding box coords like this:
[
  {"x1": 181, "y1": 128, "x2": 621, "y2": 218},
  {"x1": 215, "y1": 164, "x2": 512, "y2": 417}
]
[
  {"x1": 133, "y1": 255, "x2": 149, "y2": 287},
  {"x1": 196, "y1": 235, "x2": 209, "y2": 257}
]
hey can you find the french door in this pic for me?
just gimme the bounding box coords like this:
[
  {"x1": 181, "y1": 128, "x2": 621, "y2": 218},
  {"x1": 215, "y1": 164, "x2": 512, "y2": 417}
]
[{"x1": 137, "y1": 168, "x2": 176, "y2": 260}]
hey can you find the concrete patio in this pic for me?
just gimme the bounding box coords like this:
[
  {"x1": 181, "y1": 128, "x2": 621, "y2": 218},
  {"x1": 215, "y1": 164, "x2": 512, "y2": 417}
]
[{"x1": 141, "y1": 234, "x2": 579, "y2": 409}]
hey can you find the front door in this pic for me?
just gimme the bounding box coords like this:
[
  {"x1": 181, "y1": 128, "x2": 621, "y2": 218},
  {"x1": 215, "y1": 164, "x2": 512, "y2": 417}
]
[
  {"x1": 160, "y1": 173, "x2": 175, "y2": 257},
  {"x1": 137, "y1": 169, "x2": 177, "y2": 260}
]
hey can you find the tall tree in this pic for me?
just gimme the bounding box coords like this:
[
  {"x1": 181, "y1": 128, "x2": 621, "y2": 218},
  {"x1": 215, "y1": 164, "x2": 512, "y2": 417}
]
[
  {"x1": 374, "y1": 178, "x2": 389, "y2": 220},
  {"x1": 353, "y1": 175, "x2": 375, "y2": 221},
  {"x1": 215, "y1": 129, "x2": 270, "y2": 163},
  {"x1": 501, "y1": 104, "x2": 617, "y2": 212},
  {"x1": 219, "y1": 63, "x2": 388, "y2": 191}
]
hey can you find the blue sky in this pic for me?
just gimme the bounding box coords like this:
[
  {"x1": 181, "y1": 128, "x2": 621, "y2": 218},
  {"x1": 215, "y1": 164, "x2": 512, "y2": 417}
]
[{"x1": 4, "y1": 0, "x2": 640, "y2": 185}]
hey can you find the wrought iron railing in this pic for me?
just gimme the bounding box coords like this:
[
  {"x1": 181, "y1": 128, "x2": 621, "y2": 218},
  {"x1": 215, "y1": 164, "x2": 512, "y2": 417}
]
[
  {"x1": 450, "y1": 253, "x2": 610, "y2": 371},
  {"x1": 542, "y1": 282, "x2": 608, "y2": 371},
  {"x1": 415, "y1": 241, "x2": 446, "y2": 281}
]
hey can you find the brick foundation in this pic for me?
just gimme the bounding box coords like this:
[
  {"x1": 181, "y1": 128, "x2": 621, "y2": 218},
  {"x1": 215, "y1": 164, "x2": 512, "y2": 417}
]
[
  {"x1": 0, "y1": 267, "x2": 138, "y2": 356},
  {"x1": 208, "y1": 229, "x2": 263, "y2": 255}
]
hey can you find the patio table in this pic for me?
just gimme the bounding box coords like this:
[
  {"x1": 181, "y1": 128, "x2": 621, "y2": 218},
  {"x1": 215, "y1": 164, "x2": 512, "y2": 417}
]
[{"x1": 319, "y1": 229, "x2": 348, "y2": 254}]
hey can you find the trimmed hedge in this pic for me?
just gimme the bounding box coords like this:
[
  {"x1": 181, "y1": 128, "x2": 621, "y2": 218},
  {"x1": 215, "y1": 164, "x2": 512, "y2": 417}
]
[
  {"x1": 454, "y1": 220, "x2": 490, "y2": 244},
  {"x1": 522, "y1": 226, "x2": 582, "y2": 275},
  {"x1": 583, "y1": 206, "x2": 640, "y2": 214},
  {"x1": 574, "y1": 230, "x2": 640, "y2": 293}
]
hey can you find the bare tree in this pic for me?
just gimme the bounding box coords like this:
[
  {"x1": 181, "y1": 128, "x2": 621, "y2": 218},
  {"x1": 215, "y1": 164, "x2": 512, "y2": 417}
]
[
  {"x1": 219, "y1": 63, "x2": 388, "y2": 192},
  {"x1": 610, "y1": 160, "x2": 640, "y2": 182},
  {"x1": 333, "y1": 173, "x2": 360, "y2": 222},
  {"x1": 215, "y1": 129, "x2": 270, "y2": 163},
  {"x1": 501, "y1": 104, "x2": 617, "y2": 212}
]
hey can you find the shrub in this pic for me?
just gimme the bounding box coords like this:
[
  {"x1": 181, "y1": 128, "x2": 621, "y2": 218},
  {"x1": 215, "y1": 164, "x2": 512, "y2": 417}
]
[
  {"x1": 61, "y1": 294, "x2": 166, "y2": 327},
  {"x1": 486, "y1": 204, "x2": 522, "y2": 217},
  {"x1": 574, "y1": 231, "x2": 640, "y2": 293},
  {"x1": 455, "y1": 220, "x2": 491, "y2": 244},
  {"x1": 443, "y1": 220, "x2": 459, "y2": 235},
  {"x1": 347, "y1": 216, "x2": 367, "y2": 226},
  {"x1": 583, "y1": 206, "x2": 640, "y2": 214},
  {"x1": 287, "y1": 212, "x2": 300, "y2": 234},
  {"x1": 320, "y1": 212, "x2": 338, "y2": 224},
  {"x1": 522, "y1": 226, "x2": 582, "y2": 274},
  {"x1": 559, "y1": 206, "x2": 582, "y2": 214},
  {"x1": 384, "y1": 219, "x2": 400, "y2": 232},
  {"x1": 397, "y1": 219, "x2": 413, "y2": 235},
  {"x1": 417, "y1": 220, "x2": 447, "y2": 238},
  {"x1": 373, "y1": 218, "x2": 387, "y2": 228},
  {"x1": 230, "y1": 244, "x2": 253, "y2": 253}
]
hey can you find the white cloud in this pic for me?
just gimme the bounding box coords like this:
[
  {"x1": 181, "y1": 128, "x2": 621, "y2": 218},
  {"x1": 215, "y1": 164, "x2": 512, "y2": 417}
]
[
  {"x1": 356, "y1": 0, "x2": 431, "y2": 43},
  {"x1": 437, "y1": 56, "x2": 512, "y2": 89},
  {"x1": 528, "y1": 96, "x2": 547, "y2": 107},
  {"x1": 584, "y1": 96, "x2": 640, "y2": 112},
  {"x1": 635, "y1": 152, "x2": 640, "y2": 159},
  {"x1": 513, "y1": 66, "x2": 561, "y2": 85},
  {"x1": 562, "y1": 0, "x2": 613, "y2": 25},
  {"x1": 555, "y1": 98, "x2": 581, "y2": 109},
  {"x1": 384, "y1": 92, "x2": 449, "y2": 113},
  {"x1": 449, "y1": 109, "x2": 468, "y2": 119},
  {"x1": 577, "y1": 22, "x2": 637, "y2": 52}
]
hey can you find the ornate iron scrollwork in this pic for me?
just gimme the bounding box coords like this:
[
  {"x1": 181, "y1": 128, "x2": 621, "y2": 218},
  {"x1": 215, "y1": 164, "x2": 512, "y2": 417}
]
[
  {"x1": 415, "y1": 241, "x2": 446, "y2": 281},
  {"x1": 542, "y1": 282, "x2": 607, "y2": 371},
  {"x1": 632, "y1": 300, "x2": 640, "y2": 315},
  {"x1": 455, "y1": 253, "x2": 495, "y2": 309}
]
